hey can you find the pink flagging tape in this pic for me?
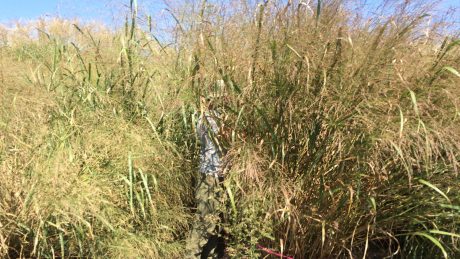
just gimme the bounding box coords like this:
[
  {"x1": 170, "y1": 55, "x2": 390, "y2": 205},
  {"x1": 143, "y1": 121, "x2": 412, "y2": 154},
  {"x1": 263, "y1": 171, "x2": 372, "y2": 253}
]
[{"x1": 256, "y1": 244, "x2": 294, "y2": 259}]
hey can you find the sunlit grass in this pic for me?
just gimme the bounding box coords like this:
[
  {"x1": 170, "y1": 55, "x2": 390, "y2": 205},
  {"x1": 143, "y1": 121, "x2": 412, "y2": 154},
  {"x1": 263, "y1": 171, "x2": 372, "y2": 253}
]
[{"x1": 1, "y1": 0, "x2": 459, "y2": 258}]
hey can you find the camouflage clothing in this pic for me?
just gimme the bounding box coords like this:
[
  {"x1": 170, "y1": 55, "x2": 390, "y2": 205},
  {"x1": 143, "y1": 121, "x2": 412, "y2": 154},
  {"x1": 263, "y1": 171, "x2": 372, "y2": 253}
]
[
  {"x1": 197, "y1": 112, "x2": 222, "y2": 176},
  {"x1": 186, "y1": 112, "x2": 224, "y2": 258},
  {"x1": 186, "y1": 175, "x2": 223, "y2": 258}
]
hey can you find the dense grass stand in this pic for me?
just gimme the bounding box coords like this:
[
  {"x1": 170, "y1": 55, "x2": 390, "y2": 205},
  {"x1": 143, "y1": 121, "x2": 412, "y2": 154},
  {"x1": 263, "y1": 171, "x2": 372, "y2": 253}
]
[{"x1": 0, "y1": 0, "x2": 459, "y2": 258}]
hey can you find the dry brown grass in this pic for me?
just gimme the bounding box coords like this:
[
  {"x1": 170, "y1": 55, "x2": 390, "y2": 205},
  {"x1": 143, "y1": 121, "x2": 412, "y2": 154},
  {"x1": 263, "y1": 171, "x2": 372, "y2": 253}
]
[{"x1": 1, "y1": 0, "x2": 460, "y2": 258}]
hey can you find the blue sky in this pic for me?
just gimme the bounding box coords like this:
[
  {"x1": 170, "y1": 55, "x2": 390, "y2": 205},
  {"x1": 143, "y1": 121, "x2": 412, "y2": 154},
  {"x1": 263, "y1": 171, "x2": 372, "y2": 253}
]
[
  {"x1": 0, "y1": 0, "x2": 458, "y2": 24},
  {"x1": 0, "y1": 0, "x2": 167, "y2": 25},
  {"x1": 0, "y1": 0, "x2": 107, "y2": 22}
]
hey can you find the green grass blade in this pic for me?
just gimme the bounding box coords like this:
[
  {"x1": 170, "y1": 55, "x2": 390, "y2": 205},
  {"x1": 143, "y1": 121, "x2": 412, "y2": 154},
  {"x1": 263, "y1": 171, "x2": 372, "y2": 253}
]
[
  {"x1": 412, "y1": 232, "x2": 448, "y2": 259},
  {"x1": 418, "y1": 179, "x2": 450, "y2": 202},
  {"x1": 128, "y1": 153, "x2": 134, "y2": 216},
  {"x1": 225, "y1": 182, "x2": 237, "y2": 218},
  {"x1": 442, "y1": 66, "x2": 460, "y2": 77},
  {"x1": 429, "y1": 230, "x2": 460, "y2": 238}
]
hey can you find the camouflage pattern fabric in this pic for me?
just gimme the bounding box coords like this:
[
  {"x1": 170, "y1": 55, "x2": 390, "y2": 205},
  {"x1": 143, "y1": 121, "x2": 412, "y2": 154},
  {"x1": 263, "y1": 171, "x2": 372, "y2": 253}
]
[
  {"x1": 197, "y1": 112, "x2": 222, "y2": 176},
  {"x1": 186, "y1": 112, "x2": 224, "y2": 258},
  {"x1": 186, "y1": 175, "x2": 223, "y2": 258}
]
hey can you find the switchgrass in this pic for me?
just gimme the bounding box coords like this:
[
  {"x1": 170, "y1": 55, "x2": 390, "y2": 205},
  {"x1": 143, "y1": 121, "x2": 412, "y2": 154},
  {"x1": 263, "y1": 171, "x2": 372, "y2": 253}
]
[
  {"x1": 1, "y1": 15, "x2": 191, "y2": 258},
  {"x1": 1, "y1": 0, "x2": 460, "y2": 258}
]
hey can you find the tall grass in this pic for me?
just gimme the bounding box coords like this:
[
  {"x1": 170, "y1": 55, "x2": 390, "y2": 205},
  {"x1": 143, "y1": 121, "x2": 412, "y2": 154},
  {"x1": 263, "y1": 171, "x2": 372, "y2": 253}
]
[{"x1": 1, "y1": 0, "x2": 459, "y2": 258}]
